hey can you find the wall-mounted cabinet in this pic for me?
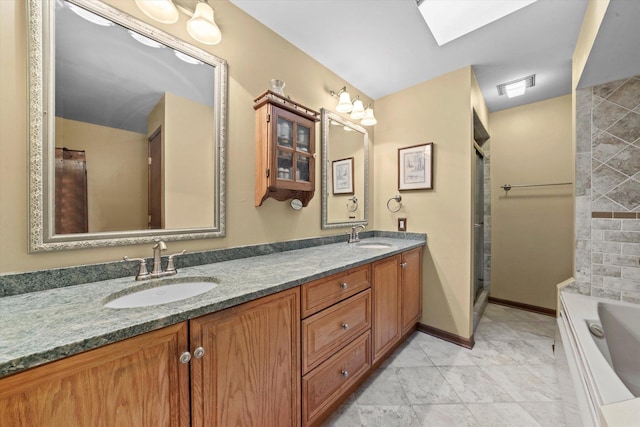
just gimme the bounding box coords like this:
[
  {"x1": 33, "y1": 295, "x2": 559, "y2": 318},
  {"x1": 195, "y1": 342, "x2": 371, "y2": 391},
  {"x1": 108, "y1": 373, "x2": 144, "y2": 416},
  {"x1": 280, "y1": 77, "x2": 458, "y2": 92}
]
[{"x1": 254, "y1": 91, "x2": 320, "y2": 207}]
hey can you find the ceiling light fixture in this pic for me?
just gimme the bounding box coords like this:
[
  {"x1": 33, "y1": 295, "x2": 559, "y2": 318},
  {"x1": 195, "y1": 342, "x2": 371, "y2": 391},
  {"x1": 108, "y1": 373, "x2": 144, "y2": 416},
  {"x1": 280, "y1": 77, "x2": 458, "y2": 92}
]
[
  {"x1": 417, "y1": 0, "x2": 538, "y2": 46},
  {"x1": 329, "y1": 87, "x2": 377, "y2": 126},
  {"x1": 135, "y1": 0, "x2": 222, "y2": 46},
  {"x1": 496, "y1": 74, "x2": 536, "y2": 98},
  {"x1": 135, "y1": 0, "x2": 179, "y2": 24}
]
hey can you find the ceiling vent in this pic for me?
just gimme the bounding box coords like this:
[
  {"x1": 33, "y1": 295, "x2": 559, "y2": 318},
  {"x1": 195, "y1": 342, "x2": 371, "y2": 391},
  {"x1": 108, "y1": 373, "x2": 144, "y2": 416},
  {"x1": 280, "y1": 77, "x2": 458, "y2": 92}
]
[{"x1": 496, "y1": 74, "x2": 536, "y2": 96}]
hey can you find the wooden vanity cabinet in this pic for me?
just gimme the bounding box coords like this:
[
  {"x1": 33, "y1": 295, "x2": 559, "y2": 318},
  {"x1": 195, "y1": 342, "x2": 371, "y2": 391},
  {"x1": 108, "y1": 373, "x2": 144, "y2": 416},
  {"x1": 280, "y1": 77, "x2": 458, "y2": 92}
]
[
  {"x1": 0, "y1": 290, "x2": 300, "y2": 427},
  {"x1": 254, "y1": 90, "x2": 320, "y2": 207},
  {"x1": 300, "y1": 266, "x2": 373, "y2": 427},
  {"x1": 372, "y1": 248, "x2": 423, "y2": 364},
  {"x1": 372, "y1": 254, "x2": 402, "y2": 364},
  {"x1": 0, "y1": 323, "x2": 190, "y2": 427},
  {"x1": 401, "y1": 247, "x2": 423, "y2": 336},
  {"x1": 0, "y1": 248, "x2": 422, "y2": 427},
  {"x1": 189, "y1": 288, "x2": 301, "y2": 427}
]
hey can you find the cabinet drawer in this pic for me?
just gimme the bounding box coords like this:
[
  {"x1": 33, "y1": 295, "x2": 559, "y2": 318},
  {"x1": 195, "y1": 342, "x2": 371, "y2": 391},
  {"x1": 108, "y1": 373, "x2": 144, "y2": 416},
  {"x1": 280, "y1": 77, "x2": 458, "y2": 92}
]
[
  {"x1": 301, "y1": 265, "x2": 370, "y2": 318},
  {"x1": 302, "y1": 332, "x2": 371, "y2": 427},
  {"x1": 302, "y1": 289, "x2": 371, "y2": 374}
]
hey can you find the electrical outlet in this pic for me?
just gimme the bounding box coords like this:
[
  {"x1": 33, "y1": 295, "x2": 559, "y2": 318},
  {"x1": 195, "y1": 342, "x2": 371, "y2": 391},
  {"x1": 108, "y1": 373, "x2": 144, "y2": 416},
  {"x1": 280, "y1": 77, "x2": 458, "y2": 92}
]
[{"x1": 398, "y1": 217, "x2": 407, "y2": 232}]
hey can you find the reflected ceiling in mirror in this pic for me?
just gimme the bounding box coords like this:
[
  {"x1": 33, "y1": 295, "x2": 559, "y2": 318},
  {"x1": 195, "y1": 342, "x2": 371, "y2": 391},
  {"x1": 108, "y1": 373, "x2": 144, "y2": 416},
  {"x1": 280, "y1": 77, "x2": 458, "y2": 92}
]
[
  {"x1": 27, "y1": 0, "x2": 227, "y2": 252},
  {"x1": 321, "y1": 109, "x2": 369, "y2": 229}
]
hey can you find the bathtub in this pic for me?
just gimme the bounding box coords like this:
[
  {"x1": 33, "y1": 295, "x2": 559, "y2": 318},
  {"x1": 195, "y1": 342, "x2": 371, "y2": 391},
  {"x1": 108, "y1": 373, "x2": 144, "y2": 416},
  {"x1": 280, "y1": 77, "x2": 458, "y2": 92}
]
[{"x1": 556, "y1": 292, "x2": 640, "y2": 426}]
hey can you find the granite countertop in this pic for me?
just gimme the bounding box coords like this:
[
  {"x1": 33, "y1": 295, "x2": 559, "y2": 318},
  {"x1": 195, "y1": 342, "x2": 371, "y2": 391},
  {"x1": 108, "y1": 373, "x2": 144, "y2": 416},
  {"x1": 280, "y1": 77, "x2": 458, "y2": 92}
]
[{"x1": 0, "y1": 236, "x2": 424, "y2": 378}]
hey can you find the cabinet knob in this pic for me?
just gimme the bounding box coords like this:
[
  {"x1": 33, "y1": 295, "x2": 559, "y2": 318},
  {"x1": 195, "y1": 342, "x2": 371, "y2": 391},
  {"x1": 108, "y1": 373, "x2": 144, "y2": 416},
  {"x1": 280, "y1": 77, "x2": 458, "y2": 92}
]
[
  {"x1": 400, "y1": 262, "x2": 407, "y2": 269},
  {"x1": 342, "y1": 323, "x2": 349, "y2": 330},
  {"x1": 193, "y1": 347, "x2": 205, "y2": 359},
  {"x1": 341, "y1": 370, "x2": 349, "y2": 378},
  {"x1": 340, "y1": 282, "x2": 348, "y2": 290},
  {"x1": 179, "y1": 351, "x2": 191, "y2": 364}
]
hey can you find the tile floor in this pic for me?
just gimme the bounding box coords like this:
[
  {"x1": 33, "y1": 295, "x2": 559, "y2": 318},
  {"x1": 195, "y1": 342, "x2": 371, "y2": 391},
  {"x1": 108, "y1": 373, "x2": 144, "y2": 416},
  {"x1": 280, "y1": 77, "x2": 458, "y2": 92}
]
[{"x1": 323, "y1": 303, "x2": 565, "y2": 427}]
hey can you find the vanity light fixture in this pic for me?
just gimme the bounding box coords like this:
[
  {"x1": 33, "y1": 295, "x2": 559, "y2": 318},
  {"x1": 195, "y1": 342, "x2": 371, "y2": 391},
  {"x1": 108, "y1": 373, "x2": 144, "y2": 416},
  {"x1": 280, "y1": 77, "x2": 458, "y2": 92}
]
[
  {"x1": 350, "y1": 98, "x2": 366, "y2": 120},
  {"x1": 174, "y1": 49, "x2": 203, "y2": 64},
  {"x1": 128, "y1": 30, "x2": 165, "y2": 48},
  {"x1": 331, "y1": 87, "x2": 354, "y2": 113},
  {"x1": 187, "y1": 1, "x2": 222, "y2": 45},
  {"x1": 134, "y1": 0, "x2": 179, "y2": 24},
  {"x1": 329, "y1": 87, "x2": 377, "y2": 126},
  {"x1": 360, "y1": 106, "x2": 377, "y2": 126},
  {"x1": 496, "y1": 74, "x2": 536, "y2": 98},
  {"x1": 67, "y1": 2, "x2": 114, "y2": 26},
  {"x1": 135, "y1": 0, "x2": 222, "y2": 46}
]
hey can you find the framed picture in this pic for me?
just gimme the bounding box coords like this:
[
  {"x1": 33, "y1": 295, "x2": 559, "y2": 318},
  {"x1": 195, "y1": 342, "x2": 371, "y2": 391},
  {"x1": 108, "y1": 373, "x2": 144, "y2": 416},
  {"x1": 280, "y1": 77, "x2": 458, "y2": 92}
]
[
  {"x1": 398, "y1": 143, "x2": 433, "y2": 191},
  {"x1": 332, "y1": 157, "x2": 354, "y2": 195}
]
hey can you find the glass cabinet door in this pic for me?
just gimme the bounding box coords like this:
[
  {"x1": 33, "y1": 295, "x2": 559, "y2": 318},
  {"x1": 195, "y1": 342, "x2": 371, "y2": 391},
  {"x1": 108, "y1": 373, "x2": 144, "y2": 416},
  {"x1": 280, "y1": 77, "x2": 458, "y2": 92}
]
[
  {"x1": 277, "y1": 117, "x2": 293, "y2": 149},
  {"x1": 277, "y1": 151, "x2": 293, "y2": 180},
  {"x1": 296, "y1": 125, "x2": 310, "y2": 153},
  {"x1": 295, "y1": 155, "x2": 311, "y2": 182}
]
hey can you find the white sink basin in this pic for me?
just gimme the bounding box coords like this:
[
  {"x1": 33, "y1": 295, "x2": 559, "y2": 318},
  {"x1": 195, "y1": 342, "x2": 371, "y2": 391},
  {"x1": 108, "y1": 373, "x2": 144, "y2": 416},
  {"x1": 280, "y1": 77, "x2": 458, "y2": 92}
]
[
  {"x1": 356, "y1": 242, "x2": 395, "y2": 249},
  {"x1": 104, "y1": 278, "x2": 218, "y2": 309}
]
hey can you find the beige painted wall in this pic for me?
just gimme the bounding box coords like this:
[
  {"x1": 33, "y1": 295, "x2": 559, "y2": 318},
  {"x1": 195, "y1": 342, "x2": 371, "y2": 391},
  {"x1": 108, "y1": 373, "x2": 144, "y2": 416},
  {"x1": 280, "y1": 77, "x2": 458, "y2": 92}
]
[
  {"x1": 490, "y1": 95, "x2": 574, "y2": 310},
  {"x1": 163, "y1": 93, "x2": 215, "y2": 229},
  {"x1": 54, "y1": 118, "x2": 148, "y2": 232},
  {"x1": 0, "y1": 0, "x2": 373, "y2": 273},
  {"x1": 374, "y1": 67, "x2": 482, "y2": 339}
]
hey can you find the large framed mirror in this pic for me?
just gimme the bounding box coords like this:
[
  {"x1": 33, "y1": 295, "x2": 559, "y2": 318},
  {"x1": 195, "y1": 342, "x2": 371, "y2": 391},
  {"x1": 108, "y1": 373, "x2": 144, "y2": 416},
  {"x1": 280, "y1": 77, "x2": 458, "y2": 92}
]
[
  {"x1": 27, "y1": 0, "x2": 227, "y2": 252},
  {"x1": 321, "y1": 109, "x2": 369, "y2": 229}
]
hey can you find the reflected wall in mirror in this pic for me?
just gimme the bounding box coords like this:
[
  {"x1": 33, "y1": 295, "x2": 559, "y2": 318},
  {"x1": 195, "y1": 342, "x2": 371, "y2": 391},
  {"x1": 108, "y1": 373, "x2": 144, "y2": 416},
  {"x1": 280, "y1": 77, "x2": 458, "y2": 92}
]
[
  {"x1": 321, "y1": 109, "x2": 369, "y2": 229},
  {"x1": 28, "y1": 0, "x2": 227, "y2": 251}
]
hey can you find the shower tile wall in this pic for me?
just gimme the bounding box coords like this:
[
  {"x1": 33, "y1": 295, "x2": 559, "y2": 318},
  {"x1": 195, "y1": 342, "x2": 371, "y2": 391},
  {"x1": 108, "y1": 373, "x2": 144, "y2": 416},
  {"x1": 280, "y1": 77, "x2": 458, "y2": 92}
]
[{"x1": 574, "y1": 75, "x2": 640, "y2": 304}]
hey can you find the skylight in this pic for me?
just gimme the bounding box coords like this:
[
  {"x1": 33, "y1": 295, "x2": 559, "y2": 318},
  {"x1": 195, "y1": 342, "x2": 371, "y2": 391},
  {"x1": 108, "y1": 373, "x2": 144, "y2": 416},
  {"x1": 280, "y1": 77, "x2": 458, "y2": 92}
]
[{"x1": 417, "y1": 0, "x2": 539, "y2": 46}]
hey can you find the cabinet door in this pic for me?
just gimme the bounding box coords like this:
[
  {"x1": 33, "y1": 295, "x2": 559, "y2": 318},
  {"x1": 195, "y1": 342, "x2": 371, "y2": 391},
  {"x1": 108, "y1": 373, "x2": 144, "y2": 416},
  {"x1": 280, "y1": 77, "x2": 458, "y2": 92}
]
[
  {"x1": 190, "y1": 288, "x2": 301, "y2": 427},
  {"x1": 0, "y1": 323, "x2": 190, "y2": 427},
  {"x1": 372, "y1": 255, "x2": 402, "y2": 364},
  {"x1": 271, "y1": 106, "x2": 315, "y2": 192},
  {"x1": 401, "y1": 248, "x2": 423, "y2": 336}
]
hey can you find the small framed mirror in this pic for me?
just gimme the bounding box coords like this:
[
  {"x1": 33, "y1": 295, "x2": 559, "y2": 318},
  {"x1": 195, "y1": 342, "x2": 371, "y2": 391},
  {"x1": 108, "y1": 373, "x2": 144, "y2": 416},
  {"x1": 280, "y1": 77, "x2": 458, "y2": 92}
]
[
  {"x1": 321, "y1": 109, "x2": 369, "y2": 229},
  {"x1": 27, "y1": 0, "x2": 227, "y2": 251}
]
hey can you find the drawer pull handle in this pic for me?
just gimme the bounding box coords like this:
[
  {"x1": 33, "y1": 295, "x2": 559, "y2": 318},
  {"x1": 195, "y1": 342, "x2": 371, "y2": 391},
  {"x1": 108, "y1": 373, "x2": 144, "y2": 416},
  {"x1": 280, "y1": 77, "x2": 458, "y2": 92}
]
[
  {"x1": 400, "y1": 262, "x2": 407, "y2": 268},
  {"x1": 179, "y1": 351, "x2": 191, "y2": 364},
  {"x1": 340, "y1": 282, "x2": 348, "y2": 290},
  {"x1": 341, "y1": 370, "x2": 349, "y2": 378},
  {"x1": 193, "y1": 347, "x2": 205, "y2": 359},
  {"x1": 342, "y1": 323, "x2": 349, "y2": 330}
]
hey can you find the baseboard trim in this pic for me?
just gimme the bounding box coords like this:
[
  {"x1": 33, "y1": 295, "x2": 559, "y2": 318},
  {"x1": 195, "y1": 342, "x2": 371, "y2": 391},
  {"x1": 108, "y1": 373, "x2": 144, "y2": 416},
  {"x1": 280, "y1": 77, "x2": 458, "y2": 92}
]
[
  {"x1": 488, "y1": 296, "x2": 556, "y2": 317},
  {"x1": 416, "y1": 323, "x2": 474, "y2": 349}
]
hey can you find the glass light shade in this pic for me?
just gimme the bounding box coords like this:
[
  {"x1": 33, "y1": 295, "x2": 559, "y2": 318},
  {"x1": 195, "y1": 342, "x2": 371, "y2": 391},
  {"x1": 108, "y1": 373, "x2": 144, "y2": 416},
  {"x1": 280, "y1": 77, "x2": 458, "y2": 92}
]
[
  {"x1": 336, "y1": 91, "x2": 353, "y2": 113},
  {"x1": 505, "y1": 80, "x2": 527, "y2": 98},
  {"x1": 361, "y1": 108, "x2": 377, "y2": 126},
  {"x1": 350, "y1": 99, "x2": 365, "y2": 120},
  {"x1": 135, "y1": 0, "x2": 179, "y2": 24},
  {"x1": 68, "y1": 3, "x2": 114, "y2": 26},
  {"x1": 187, "y1": 2, "x2": 222, "y2": 45},
  {"x1": 128, "y1": 30, "x2": 164, "y2": 48}
]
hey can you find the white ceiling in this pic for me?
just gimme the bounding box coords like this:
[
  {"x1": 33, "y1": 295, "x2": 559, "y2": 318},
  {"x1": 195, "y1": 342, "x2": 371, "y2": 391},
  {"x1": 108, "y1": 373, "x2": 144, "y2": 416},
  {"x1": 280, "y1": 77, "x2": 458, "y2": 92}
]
[{"x1": 227, "y1": 0, "x2": 613, "y2": 112}]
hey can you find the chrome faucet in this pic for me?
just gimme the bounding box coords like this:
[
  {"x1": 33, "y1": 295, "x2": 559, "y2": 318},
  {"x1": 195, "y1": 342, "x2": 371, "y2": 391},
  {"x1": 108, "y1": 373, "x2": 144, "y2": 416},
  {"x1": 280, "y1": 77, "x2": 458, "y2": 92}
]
[
  {"x1": 123, "y1": 240, "x2": 186, "y2": 280},
  {"x1": 347, "y1": 225, "x2": 365, "y2": 243},
  {"x1": 151, "y1": 240, "x2": 167, "y2": 276}
]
